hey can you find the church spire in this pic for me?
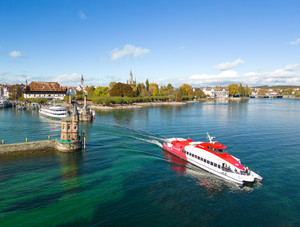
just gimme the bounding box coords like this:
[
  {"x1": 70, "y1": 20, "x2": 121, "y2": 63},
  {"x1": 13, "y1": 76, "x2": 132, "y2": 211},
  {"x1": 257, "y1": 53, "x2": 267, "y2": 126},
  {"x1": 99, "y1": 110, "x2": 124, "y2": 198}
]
[{"x1": 81, "y1": 74, "x2": 84, "y2": 88}]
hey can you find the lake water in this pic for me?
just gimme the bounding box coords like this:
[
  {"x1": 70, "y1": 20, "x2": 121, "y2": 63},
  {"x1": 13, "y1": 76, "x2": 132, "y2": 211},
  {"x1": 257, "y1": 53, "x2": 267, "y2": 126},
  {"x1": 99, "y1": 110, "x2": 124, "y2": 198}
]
[{"x1": 0, "y1": 99, "x2": 300, "y2": 226}]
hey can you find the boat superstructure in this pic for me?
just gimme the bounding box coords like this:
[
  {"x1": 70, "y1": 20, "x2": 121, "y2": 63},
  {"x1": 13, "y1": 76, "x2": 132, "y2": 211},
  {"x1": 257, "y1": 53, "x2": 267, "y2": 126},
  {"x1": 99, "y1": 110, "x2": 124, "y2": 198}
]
[
  {"x1": 0, "y1": 97, "x2": 10, "y2": 108},
  {"x1": 162, "y1": 133, "x2": 262, "y2": 185},
  {"x1": 39, "y1": 105, "x2": 68, "y2": 119}
]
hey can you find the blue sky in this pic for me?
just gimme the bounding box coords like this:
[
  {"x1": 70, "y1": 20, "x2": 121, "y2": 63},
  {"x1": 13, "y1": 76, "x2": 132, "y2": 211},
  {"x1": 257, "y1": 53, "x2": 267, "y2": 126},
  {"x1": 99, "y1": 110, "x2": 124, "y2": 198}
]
[{"x1": 1, "y1": 0, "x2": 300, "y2": 87}]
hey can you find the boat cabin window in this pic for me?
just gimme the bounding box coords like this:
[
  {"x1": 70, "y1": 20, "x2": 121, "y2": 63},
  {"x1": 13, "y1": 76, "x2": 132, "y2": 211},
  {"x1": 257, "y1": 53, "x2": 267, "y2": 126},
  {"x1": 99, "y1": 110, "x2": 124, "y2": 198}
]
[
  {"x1": 218, "y1": 149, "x2": 226, "y2": 154},
  {"x1": 207, "y1": 146, "x2": 227, "y2": 154}
]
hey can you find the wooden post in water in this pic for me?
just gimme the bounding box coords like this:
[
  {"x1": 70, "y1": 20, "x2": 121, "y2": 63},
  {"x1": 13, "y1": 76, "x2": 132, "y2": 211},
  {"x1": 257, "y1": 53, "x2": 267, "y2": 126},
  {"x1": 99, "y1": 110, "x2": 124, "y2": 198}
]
[
  {"x1": 26, "y1": 137, "x2": 28, "y2": 142},
  {"x1": 83, "y1": 132, "x2": 86, "y2": 150},
  {"x1": 2, "y1": 139, "x2": 4, "y2": 144}
]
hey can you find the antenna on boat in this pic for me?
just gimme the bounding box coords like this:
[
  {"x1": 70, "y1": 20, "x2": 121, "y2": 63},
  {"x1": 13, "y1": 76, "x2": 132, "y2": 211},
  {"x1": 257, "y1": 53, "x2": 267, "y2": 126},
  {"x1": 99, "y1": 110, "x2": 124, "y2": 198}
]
[{"x1": 207, "y1": 132, "x2": 216, "y2": 144}]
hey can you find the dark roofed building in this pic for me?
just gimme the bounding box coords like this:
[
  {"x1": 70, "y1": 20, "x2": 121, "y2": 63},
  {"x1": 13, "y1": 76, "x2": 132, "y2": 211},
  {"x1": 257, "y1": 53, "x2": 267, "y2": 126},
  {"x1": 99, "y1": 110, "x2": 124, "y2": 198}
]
[{"x1": 24, "y1": 82, "x2": 67, "y2": 100}]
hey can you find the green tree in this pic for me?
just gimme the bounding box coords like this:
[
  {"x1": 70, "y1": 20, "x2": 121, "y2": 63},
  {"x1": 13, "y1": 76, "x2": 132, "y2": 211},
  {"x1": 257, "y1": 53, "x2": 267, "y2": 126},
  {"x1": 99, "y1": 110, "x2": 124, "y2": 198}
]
[
  {"x1": 9, "y1": 84, "x2": 22, "y2": 100},
  {"x1": 136, "y1": 83, "x2": 145, "y2": 97},
  {"x1": 283, "y1": 88, "x2": 293, "y2": 95},
  {"x1": 153, "y1": 88, "x2": 159, "y2": 96},
  {"x1": 294, "y1": 90, "x2": 300, "y2": 97},
  {"x1": 94, "y1": 86, "x2": 109, "y2": 96},
  {"x1": 145, "y1": 79, "x2": 149, "y2": 92},
  {"x1": 194, "y1": 88, "x2": 206, "y2": 98},
  {"x1": 245, "y1": 85, "x2": 251, "y2": 96},
  {"x1": 110, "y1": 83, "x2": 135, "y2": 97},
  {"x1": 238, "y1": 83, "x2": 245, "y2": 97},
  {"x1": 167, "y1": 83, "x2": 173, "y2": 91},
  {"x1": 228, "y1": 84, "x2": 239, "y2": 96},
  {"x1": 86, "y1": 86, "x2": 95, "y2": 96}
]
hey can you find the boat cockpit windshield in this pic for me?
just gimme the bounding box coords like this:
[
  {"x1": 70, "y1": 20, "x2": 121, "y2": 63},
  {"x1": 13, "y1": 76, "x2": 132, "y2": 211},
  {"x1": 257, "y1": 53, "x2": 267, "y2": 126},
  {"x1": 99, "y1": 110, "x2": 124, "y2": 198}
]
[
  {"x1": 207, "y1": 146, "x2": 227, "y2": 154},
  {"x1": 217, "y1": 149, "x2": 227, "y2": 154}
]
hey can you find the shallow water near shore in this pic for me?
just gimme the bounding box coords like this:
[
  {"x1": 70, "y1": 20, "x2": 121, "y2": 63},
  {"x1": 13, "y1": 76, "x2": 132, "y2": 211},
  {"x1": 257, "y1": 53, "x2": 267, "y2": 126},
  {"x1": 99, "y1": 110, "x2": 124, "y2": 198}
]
[{"x1": 0, "y1": 98, "x2": 300, "y2": 226}]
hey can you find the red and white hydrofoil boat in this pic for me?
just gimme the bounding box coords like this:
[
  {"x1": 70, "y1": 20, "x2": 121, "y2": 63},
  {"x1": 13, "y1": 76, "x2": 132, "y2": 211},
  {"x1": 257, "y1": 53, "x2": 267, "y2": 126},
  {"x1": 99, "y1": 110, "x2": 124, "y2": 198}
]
[{"x1": 162, "y1": 133, "x2": 262, "y2": 185}]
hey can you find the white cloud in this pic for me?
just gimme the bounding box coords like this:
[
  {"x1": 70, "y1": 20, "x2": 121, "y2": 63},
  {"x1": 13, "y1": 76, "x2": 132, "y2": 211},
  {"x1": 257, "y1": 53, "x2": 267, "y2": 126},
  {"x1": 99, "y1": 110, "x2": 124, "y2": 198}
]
[
  {"x1": 111, "y1": 44, "x2": 150, "y2": 60},
  {"x1": 9, "y1": 50, "x2": 23, "y2": 58},
  {"x1": 284, "y1": 63, "x2": 300, "y2": 71},
  {"x1": 52, "y1": 73, "x2": 81, "y2": 85},
  {"x1": 290, "y1": 38, "x2": 300, "y2": 45},
  {"x1": 214, "y1": 59, "x2": 245, "y2": 71},
  {"x1": 79, "y1": 11, "x2": 87, "y2": 20},
  {"x1": 0, "y1": 72, "x2": 5, "y2": 76},
  {"x1": 0, "y1": 74, "x2": 28, "y2": 84},
  {"x1": 154, "y1": 63, "x2": 300, "y2": 87}
]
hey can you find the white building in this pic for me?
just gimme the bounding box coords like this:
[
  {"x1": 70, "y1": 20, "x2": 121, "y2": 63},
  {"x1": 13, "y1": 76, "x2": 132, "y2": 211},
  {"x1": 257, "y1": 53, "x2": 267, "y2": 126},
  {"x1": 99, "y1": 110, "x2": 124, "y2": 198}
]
[
  {"x1": 0, "y1": 85, "x2": 10, "y2": 98},
  {"x1": 23, "y1": 81, "x2": 67, "y2": 100},
  {"x1": 203, "y1": 87, "x2": 229, "y2": 99}
]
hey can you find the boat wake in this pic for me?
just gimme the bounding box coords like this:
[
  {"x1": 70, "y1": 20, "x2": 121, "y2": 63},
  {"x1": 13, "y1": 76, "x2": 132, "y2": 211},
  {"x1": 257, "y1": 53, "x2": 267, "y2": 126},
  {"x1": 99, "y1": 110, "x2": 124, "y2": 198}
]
[
  {"x1": 132, "y1": 136, "x2": 163, "y2": 148},
  {"x1": 114, "y1": 125, "x2": 164, "y2": 148}
]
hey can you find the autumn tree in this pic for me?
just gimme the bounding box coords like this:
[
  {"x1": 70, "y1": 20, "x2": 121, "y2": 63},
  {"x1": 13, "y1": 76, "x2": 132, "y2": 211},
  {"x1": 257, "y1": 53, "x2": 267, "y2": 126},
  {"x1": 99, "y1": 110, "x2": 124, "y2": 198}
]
[
  {"x1": 153, "y1": 88, "x2": 159, "y2": 96},
  {"x1": 149, "y1": 83, "x2": 158, "y2": 95},
  {"x1": 245, "y1": 85, "x2": 251, "y2": 96},
  {"x1": 228, "y1": 84, "x2": 239, "y2": 96},
  {"x1": 110, "y1": 83, "x2": 135, "y2": 97},
  {"x1": 109, "y1": 82, "x2": 116, "y2": 89},
  {"x1": 258, "y1": 89, "x2": 266, "y2": 95},
  {"x1": 9, "y1": 84, "x2": 22, "y2": 100},
  {"x1": 179, "y1": 84, "x2": 193, "y2": 96}
]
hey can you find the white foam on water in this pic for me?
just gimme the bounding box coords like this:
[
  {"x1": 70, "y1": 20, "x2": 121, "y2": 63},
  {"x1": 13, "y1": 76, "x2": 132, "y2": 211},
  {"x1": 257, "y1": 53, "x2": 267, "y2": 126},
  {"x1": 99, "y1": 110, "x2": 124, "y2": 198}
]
[{"x1": 132, "y1": 136, "x2": 163, "y2": 148}]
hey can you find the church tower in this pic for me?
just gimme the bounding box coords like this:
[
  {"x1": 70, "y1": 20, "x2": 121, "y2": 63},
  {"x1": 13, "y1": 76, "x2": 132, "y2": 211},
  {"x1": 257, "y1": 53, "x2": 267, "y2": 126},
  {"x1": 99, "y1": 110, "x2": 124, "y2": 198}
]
[
  {"x1": 81, "y1": 74, "x2": 84, "y2": 88},
  {"x1": 127, "y1": 70, "x2": 136, "y2": 85}
]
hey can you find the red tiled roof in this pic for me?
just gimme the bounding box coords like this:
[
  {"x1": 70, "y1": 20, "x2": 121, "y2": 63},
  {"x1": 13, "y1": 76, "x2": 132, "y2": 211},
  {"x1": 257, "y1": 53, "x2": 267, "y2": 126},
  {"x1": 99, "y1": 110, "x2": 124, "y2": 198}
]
[{"x1": 28, "y1": 82, "x2": 66, "y2": 92}]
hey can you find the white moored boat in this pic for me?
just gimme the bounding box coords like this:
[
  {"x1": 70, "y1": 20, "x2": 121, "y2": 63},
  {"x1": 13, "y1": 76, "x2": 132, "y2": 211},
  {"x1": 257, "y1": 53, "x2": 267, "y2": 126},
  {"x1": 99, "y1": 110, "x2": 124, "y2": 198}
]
[
  {"x1": 0, "y1": 97, "x2": 9, "y2": 108},
  {"x1": 162, "y1": 133, "x2": 262, "y2": 185},
  {"x1": 39, "y1": 105, "x2": 69, "y2": 119}
]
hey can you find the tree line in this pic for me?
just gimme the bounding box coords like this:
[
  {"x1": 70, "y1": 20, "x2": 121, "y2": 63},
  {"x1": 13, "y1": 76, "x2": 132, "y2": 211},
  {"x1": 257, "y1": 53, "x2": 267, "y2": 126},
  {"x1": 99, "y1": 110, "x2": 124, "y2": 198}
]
[{"x1": 72, "y1": 80, "x2": 207, "y2": 105}]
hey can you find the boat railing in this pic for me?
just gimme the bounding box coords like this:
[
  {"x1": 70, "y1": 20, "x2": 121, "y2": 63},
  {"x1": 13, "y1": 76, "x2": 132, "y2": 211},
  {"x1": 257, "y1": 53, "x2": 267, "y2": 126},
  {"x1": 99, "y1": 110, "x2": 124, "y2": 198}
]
[{"x1": 222, "y1": 167, "x2": 233, "y2": 173}]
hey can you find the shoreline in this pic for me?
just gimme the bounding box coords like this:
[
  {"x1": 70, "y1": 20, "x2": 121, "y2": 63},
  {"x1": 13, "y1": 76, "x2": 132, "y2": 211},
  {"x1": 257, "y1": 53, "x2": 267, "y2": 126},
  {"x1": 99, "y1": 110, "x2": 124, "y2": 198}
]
[{"x1": 89, "y1": 100, "x2": 199, "y2": 110}]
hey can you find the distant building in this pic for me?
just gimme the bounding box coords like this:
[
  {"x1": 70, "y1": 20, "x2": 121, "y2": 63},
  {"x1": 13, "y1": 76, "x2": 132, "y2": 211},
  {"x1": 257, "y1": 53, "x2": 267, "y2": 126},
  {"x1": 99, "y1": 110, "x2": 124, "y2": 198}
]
[
  {"x1": 76, "y1": 74, "x2": 87, "y2": 92},
  {"x1": 203, "y1": 87, "x2": 229, "y2": 99},
  {"x1": 203, "y1": 87, "x2": 214, "y2": 98},
  {"x1": 0, "y1": 85, "x2": 10, "y2": 98},
  {"x1": 126, "y1": 70, "x2": 136, "y2": 85},
  {"x1": 23, "y1": 81, "x2": 67, "y2": 100}
]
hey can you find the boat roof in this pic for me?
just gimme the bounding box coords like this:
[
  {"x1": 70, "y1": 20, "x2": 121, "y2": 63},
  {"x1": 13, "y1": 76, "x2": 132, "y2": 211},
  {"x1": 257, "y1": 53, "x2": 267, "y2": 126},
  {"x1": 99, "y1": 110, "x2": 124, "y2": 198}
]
[
  {"x1": 200, "y1": 142, "x2": 227, "y2": 149},
  {"x1": 50, "y1": 105, "x2": 66, "y2": 110},
  {"x1": 165, "y1": 138, "x2": 188, "y2": 142},
  {"x1": 165, "y1": 138, "x2": 227, "y2": 149}
]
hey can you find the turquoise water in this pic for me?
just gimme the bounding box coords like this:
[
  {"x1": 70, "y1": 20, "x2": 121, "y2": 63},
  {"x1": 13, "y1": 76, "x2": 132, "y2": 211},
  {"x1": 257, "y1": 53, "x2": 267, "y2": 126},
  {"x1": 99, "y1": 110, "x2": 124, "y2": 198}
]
[{"x1": 0, "y1": 99, "x2": 300, "y2": 226}]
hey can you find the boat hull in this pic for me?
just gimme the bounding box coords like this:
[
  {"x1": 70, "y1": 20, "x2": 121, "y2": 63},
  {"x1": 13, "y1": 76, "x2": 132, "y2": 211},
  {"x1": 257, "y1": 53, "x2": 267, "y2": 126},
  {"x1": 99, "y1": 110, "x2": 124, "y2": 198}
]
[
  {"x1": 39, "y1": 105, "x2": 68, "y2": 119},
  {"x1": 162, "y1": 143, "x2": 262, "y2": 185}
]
